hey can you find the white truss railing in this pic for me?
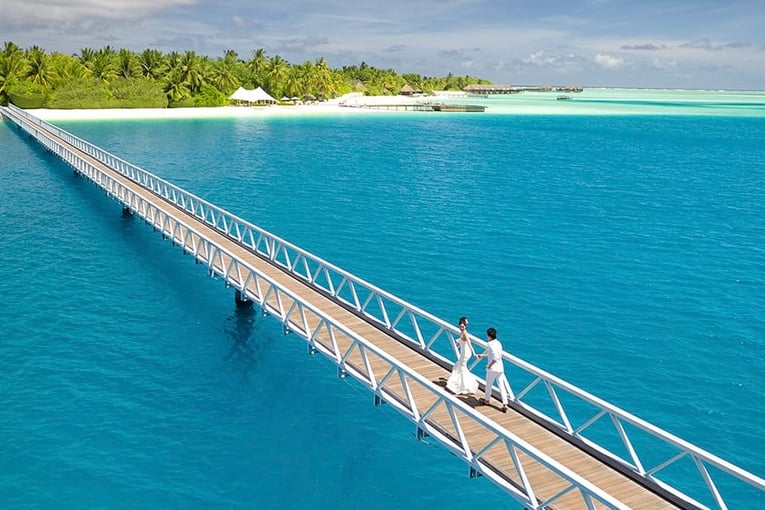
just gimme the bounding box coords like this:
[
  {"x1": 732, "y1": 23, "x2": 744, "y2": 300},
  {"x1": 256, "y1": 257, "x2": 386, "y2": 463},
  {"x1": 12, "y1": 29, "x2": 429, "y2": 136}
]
[
  {"x1": 5, "y1": 104, "x2": 764, "y2": 509},
  {"x1": 2, "y1": 104, "x2": 631, "y2": 509}
]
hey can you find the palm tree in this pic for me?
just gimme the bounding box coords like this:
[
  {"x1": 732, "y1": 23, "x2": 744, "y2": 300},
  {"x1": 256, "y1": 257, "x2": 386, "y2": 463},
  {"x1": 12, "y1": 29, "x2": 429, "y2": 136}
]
[
  {"x1": 163, "y1": 67, "x2": 189, "y2": 102},
  {"x1": 99, "y1": 45, "x2": 116, "y2": 58},
  {"x1": 1, "y1": 42, "x2": 26, "y2": 103},
  {"x1": 138, "y1": 48, "x2": 166, "y2": 79},
  {"x1": 78, "y1": 47, "x2": 96, "y2": 68},
  {"x1": 89, "y1": 51, "x2": 117, "y2": 83},
  {"x1": 24, "y1": 46, "x2": 53, "y2": 88},
  {"x1": 2, "y1": 41, "x2": 24, "y2": 69},
  {"x1": 199, "y1": 55, "x2": 215, "y2": 87},
  {"x1": 383, "y1": 69, "x2": 404, "y2": 94},
  {"x1": 265, "y1": 54, "x2": 288, "y2": 96},
  {"x1": 210, "y1": 50, "x2": 239, "y2": 92},
  {"x1": 282, "y1": 65, "x2": 304, "y2": 98},
  {"x1": 0, "y1": 58, "x2": 13, "y2": 104},
  {"x1": 79, "y1": 46, "x2": 118, "y2": 83},
  {"x1": 312, "y1": 57, "x2": 337, "y2": 98},
  {"x1": 222, "y1": 49, "x2": 238, "y2": 66},
  {"x1": 179, "y1": 50, "x2": 204, "y2": 93},
  {"x1": 165, "y1": 51, "x2": 183, "y2": 73},
  {"x1": 116, "y1": 48, "x2": 140, "y2": 79},
  {"x1": 48, "y1": 52, "x2": 88, "y2": 87},
  {"x1": 246, "y1": 48, "x2": 268, "y2": 85}
]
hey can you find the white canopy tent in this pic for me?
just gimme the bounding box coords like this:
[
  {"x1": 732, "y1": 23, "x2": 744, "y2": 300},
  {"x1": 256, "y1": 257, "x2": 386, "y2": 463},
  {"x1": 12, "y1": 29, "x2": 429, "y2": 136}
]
[
  {"x1": 229, "y1": 87, "x2": 250, "y2": 103},
  {"x1": 229, "y1": 86, "x2": 277, "y2": 105}
]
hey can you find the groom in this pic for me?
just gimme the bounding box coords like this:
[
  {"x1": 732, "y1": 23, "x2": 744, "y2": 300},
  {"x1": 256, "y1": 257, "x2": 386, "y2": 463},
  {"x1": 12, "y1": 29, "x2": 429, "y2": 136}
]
[{"x1": 477, "y1": 327, "x2": 509, "y2": 413}]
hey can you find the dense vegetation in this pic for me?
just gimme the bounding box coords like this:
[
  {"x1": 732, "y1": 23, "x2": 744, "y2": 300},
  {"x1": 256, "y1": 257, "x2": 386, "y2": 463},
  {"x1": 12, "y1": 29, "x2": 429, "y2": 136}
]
[{"x1": 0, "y1": 42, "x2": 490, "y2": 108}]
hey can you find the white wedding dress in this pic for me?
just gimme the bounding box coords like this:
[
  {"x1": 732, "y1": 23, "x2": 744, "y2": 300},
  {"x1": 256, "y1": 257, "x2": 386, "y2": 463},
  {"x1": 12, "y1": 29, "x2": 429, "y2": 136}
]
[{"x1": 446, "y1": 340, "x2": 479, "y2": 394}]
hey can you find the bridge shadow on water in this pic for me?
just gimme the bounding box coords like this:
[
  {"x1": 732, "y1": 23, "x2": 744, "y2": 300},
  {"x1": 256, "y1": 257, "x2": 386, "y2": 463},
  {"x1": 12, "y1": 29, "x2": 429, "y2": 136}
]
[{"x1": 223, "y1": 303, "x2": 272, "y2": 374}]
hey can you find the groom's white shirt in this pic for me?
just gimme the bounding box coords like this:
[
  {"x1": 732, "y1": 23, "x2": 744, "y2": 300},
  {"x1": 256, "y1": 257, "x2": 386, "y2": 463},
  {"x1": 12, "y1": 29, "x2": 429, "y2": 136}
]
[{"x1": 486, "y1": 339, "x2": 504, "y2": 373}]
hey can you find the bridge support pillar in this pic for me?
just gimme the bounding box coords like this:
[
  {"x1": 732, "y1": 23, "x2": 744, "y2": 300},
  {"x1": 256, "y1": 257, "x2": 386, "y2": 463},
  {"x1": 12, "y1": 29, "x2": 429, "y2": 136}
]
[
  {"x1": 234, "y1": 290, "x2": 253, "y2": 308},
  {"x1": 416, "y1": 427, "x2": 429, "y2": 442},
  {"x1": 282, "y1": 325, "x2": 291, "y2": 335},
  {"x1": 374, "y1": 394, "x2": 385, "y2": 407},
  {"x1": 307, "y1": 343, "x2": 317, "y2": 356},
  {"x1": 121, "y1": 206, "x2": 133, "y2": 216},
  {"x1": 469, "y1": 467, "x2": 482, "y2": 479},
  {"x1": 337, "y1": 367, "x2": 347, "y2": 379}
]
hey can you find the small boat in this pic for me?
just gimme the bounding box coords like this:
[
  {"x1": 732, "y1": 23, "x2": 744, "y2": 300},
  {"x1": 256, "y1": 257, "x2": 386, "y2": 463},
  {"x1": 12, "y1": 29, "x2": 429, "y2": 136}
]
[{"x1": 556, "y1": 95, "x2": 572, "y2": 101}]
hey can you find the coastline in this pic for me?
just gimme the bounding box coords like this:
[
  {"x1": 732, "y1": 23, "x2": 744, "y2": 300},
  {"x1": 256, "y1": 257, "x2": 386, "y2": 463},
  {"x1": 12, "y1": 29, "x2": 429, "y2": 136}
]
[
  {"x1": 24, "y1": 93, "x2": 440, "y2": 121},
  {"x1": 26, "y1": 102, "x2": 375, "y2": 122},
  {"x1": 16, "y1": 88, "x2": 765, "y2": 121}
]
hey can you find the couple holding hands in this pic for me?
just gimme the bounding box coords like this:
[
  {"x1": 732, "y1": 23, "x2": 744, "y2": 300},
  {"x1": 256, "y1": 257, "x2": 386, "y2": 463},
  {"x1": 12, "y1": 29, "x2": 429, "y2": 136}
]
[{"x1": 446, "y1": 316, "x2": 509, "y2": 413}]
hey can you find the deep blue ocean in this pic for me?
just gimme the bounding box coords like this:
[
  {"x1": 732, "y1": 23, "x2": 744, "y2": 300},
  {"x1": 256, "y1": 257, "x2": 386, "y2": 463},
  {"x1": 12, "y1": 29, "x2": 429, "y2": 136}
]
[{"x1": 2, "y1": 107, "x2": 764, "y2": 508}]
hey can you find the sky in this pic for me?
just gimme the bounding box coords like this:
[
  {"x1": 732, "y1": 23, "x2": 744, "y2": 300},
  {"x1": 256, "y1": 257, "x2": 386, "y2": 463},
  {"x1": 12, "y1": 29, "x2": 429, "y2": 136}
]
[{"x1": 2, "y1": 0, "x2": 764, "y2": 90}]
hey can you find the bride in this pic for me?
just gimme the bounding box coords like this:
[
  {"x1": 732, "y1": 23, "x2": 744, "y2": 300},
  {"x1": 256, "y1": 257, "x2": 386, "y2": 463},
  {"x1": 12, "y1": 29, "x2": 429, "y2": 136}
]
[{"x1": 446, "y1": 316, "x2": 479, "y2": 395}]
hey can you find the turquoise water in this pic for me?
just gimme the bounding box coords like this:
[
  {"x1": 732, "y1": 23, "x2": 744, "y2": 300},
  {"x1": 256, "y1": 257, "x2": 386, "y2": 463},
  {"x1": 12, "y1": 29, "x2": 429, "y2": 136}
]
[
  {"x1": 2, "y1": 98, "x2": 764, "y2": 508},
  {"x1": 448, "y1": 88, "x2": 765, "y2": 117}
]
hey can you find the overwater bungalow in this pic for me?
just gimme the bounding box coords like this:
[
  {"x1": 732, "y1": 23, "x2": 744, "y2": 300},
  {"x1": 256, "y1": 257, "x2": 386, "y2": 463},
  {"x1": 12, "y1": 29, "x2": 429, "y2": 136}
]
[
  {"x1": 463, "y1": 84, "x2": 522, "y2": 94},
  {"x1": 463, "y1": 84, "x2": 583, "y2": 95}
]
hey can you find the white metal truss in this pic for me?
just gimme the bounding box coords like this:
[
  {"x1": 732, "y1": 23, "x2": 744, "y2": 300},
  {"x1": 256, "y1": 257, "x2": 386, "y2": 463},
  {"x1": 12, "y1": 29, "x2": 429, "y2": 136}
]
[{"x1": 4, "y1": 104, "x2": 764, "y2": 509}]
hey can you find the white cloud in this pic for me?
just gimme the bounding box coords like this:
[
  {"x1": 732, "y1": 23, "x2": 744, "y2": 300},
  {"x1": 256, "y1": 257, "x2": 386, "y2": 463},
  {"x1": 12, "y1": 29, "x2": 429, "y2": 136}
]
[
  {"x1": 621, "y1": 43, "x2": 667, "y2": 51},
  {"x1": 521, "y1": 50, "x2": 577, "y2": 68},
  {"x1": 1, "y1": 0, "x2": 196, "y2": 24},
  {"x1": 594, "y1": 53, "x2": 625, "y2": 69},
  {"x1": 0, "y1": 0, "x2": 763, "y2": 88}
]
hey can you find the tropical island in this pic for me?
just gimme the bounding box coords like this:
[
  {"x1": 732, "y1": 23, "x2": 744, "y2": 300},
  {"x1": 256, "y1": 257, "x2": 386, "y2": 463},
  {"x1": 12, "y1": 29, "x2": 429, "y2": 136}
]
[{"x1": 0, "y1": 42, "x2": 495, "y2": 109}]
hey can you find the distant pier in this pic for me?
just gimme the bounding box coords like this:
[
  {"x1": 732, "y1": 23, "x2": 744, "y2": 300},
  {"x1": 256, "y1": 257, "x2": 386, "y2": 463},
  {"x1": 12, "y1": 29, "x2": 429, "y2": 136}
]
[
  {"x1": 463, "y1": 84, "x2": 583, "y2": 95},
  {"x1": 340, "y1": 102, "x2": 486, "y2": 112}
]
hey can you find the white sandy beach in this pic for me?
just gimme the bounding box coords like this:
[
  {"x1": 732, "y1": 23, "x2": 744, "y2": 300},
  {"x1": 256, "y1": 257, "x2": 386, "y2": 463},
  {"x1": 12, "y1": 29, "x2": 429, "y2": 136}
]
[
  {"x1": 26, "y1": 93, "x2": 439, "y2": 121},
  {"x1": 29, "y1": 104, "x2": 360, "y2": 121}
]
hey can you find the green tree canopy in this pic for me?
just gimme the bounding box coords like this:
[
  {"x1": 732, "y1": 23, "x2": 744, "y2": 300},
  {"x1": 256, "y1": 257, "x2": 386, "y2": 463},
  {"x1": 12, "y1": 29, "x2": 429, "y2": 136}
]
[{"x1": 0, "y1": 41, "x2": 492, "y2": 108}]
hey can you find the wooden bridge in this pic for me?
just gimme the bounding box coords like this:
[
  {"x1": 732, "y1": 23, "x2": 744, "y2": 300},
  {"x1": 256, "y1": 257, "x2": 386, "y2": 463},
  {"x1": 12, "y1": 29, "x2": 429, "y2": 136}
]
[{"x1": 2, "y1": 104, "x2": 763, "y2": 509}]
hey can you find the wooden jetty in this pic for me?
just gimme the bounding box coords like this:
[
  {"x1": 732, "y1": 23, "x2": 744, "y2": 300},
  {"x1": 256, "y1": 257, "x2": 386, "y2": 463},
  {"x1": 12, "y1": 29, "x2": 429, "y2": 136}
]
[
  {"x1": 431, "y1": 103, "x2": 486, "y2": 112},
  {"x1": 340, "y1": 102, "x2": 485, "y2": 112}
]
